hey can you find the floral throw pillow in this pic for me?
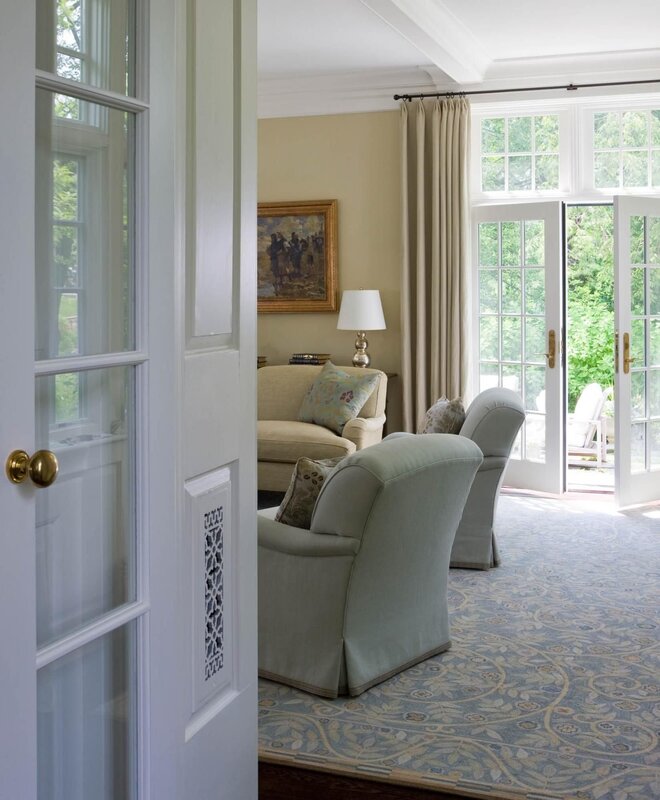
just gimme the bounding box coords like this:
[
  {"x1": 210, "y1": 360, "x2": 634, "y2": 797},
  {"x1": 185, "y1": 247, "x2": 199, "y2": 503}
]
[
  {"x1": 417, "y1": 397, "x2": 466, "y2": 434},
  {"x1": 298, "y1": 361, "x2": 379, "y2": 435},
  {"x1": 275, "y1": 456, "x2": 344, "y2": 529}
]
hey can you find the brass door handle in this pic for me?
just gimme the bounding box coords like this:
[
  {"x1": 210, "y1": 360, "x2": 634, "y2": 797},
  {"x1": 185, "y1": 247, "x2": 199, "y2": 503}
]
[
  {"x1": 623, "y1": 332, "x2": 635, "y2": 374},
  {"x1": 544, "y1": 329, "x2": 556, "y2": 369},
  {"x1": 6, "y1": 449, "x2": 59, "y2": 488}
]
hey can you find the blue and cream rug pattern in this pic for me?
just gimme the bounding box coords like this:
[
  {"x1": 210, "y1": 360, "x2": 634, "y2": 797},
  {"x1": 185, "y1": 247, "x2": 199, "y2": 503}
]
[{"x1": 258, "y1": 495, "x2": 660, "y2": 799}]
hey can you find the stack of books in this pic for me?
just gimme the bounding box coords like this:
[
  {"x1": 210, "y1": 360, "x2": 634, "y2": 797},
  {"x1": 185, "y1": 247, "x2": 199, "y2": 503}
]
[
  {"x1": 257, "y1": 356, "x2": 268, "y2": 368},
  {"x1": 289, "y1": 353, "x2": 331, "y2": 365}
]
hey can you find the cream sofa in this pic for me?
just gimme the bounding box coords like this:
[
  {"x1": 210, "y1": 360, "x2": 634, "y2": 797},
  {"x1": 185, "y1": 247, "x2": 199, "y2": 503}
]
[{"x1": 257, "y1": 364, "x2": 388, "y2": 492}]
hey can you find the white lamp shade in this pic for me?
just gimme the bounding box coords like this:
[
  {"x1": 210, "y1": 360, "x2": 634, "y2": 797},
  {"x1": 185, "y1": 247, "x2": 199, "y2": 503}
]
[{"x1": 337, "y1": 290, "x2": 386, "y2": 331}]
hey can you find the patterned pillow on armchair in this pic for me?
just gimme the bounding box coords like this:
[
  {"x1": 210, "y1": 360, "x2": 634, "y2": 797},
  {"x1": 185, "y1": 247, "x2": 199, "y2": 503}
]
[
  {"x1": 418, "y1": 397, "x2": 466, "y2": 434},
  {"x1": 275, "y1": 456, "x2": 344, "y2": 529}
]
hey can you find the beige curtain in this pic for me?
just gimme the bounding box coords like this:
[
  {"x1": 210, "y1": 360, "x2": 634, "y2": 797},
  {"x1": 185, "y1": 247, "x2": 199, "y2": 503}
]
[{"x1": 401, "y1": 98, "x2": 471, "y2": 432}]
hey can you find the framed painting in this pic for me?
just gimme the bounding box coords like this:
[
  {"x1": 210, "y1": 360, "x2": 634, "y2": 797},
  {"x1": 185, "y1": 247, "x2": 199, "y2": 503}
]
[{"x1": 257, "y1": 199, "x2": 338, "y2": 313}]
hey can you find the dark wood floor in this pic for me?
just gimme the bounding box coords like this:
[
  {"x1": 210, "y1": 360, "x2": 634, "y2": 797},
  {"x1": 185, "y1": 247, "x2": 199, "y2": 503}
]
[{"x1": 259, "y1": 762, "x2": 476, "y2": 800}]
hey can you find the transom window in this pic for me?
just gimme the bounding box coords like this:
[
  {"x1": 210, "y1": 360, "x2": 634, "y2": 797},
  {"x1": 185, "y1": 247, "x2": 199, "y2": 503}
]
[
  {"x1": 480, "y1": 114, "x2": 560, "y2": 193},
  {"x1": 592, "y1": 109, "x2": 660, "y2": 190},
  {"x1": 472, "y1": 99, "x2": 660, "y2": 201}
]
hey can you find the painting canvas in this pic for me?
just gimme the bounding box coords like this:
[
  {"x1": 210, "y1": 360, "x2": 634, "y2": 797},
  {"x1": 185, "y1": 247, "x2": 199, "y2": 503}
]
[{"x1": 257, "y1": 199, "x2": 337, "y2": 313}]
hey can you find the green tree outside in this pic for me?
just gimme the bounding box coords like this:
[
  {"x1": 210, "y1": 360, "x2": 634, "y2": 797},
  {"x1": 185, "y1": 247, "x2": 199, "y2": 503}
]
[{"x1": 566, "y1": 205, "x2": 614, "y2": 411}]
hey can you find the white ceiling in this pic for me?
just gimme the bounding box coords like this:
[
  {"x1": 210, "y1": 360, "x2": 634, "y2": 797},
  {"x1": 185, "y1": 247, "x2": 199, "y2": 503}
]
[{"x1": 257, "y1": 0, "x2": 660, "y2": 117}]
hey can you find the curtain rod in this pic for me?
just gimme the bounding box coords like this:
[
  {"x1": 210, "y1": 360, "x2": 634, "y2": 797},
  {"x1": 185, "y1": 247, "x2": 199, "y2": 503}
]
[{"x1": 394, "y1": 77, "x2": 660, "y2": 102}]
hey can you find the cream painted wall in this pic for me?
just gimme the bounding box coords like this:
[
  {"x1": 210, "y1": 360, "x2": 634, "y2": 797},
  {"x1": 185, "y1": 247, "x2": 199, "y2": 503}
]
[{"x1": 258, "y1": 110, "x2": 403, "y2": 431}]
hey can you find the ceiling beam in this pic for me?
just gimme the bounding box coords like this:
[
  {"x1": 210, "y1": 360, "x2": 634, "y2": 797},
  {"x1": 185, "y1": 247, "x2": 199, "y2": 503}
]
[{"x1": 360, "y1": 0, "x2": 489, "y2": 84}]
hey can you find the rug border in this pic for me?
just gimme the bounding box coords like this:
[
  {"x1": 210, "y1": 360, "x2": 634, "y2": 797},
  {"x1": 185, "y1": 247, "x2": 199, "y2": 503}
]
[{"x1": 258, "y1": 749, "x2": 554, "y2": 800}]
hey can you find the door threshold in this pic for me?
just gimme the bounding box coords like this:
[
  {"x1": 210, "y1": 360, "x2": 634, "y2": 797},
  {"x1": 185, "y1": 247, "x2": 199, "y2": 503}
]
[
  {"x1": 566, "y1": 485, "x2": 614, "y2": 495},
  {"x1": 501, "y1": 486, "x2": 614, "y2": 501}
]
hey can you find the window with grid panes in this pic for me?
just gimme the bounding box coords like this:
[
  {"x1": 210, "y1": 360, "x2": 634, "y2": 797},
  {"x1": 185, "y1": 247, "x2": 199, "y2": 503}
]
[
  {"x1": 480, "y1": 114, "x2": 560, "y2": 192},
  {"x1": 592, "y1": 109, "x2": 660, "y2": 190}
]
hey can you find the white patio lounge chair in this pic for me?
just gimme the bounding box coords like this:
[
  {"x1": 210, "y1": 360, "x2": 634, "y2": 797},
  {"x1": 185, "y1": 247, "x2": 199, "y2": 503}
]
[{"x1": 567, "y1": 383, "x2": 610, "y2": 467}]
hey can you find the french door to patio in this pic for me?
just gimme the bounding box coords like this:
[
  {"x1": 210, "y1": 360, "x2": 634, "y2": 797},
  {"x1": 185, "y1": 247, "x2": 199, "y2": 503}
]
[
  {"x1": 614, "y1": 196, "x2": 660, "y2": 508},
  {"x1": 473, "y1": 202, "x2": 563, "y2": 494},
  {"x1": 474, "y1": 198, "x2": 660, "y2": 507}
]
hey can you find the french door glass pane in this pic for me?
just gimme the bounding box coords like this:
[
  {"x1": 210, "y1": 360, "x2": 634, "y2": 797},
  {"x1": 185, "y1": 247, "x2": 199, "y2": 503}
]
[
  {"x1": 631, "y1": 268, "x2": 645, "y2": 313},
  {"x1": 650, "y1": 420, "x2": 660, "y2": 466},
  {"x1": 524, "y1": 269, "x2": 545, "y2": 314},
  {"x1": 502, "y1": 316, "x2": 521, "y2": 361},
  {"x1": 649, "y1": 218, "x2": 660, "y2": 262},
  {"x1": 631, "y1": 422, "x2": 646, "y2": 472},
  {"x1": 35, "y1": 366, "x2": 136, "y2": 647},
  {"x1": 35, "y1": 89, "x2": 135, "y2": 359},
  {"x1": 630, "y1": 215, "x2": 645, "y2": 263},
  {"x1": 631, "y1": 371, "x2": 646, "y2": 418},
  {"x1": 37, "y1": 622, "x2": 137, "y2": 800},
  {"x1": 501, "y1": 270, "x2": 521, "y2": 312},
  {"x1": 651, "y1": 269, "x2": 660, "y2": 313},
  {"x1": 479, "y1": 270, "x2": 498, "y2": 313},
  {"x1": 36, "y1": 0, "x2": 136, "y2": 97},
  {"x1": 501, "y1": 222, "x2": 521, "y2": 265},
  {"x1": 478, "y1": 223, "x2": 499, "y2": 265},
  {"x1": 525, "y1": 317, "x2": 545, "y2": 362},
  {"x1": 524, "y1": 221, "x2": 544, "y2": 265}
]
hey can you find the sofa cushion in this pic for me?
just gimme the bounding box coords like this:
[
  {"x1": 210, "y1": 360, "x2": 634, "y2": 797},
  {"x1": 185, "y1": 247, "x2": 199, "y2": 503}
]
[
  {"x1": 275, "y1": 456, "x2": 344, "y2": 529},
  {"x1": 258, "y1": 420, "x2": 357, "y2": 463},
  {"x1": 418, "y1": 397, "x2": 466, "y2": 434},
  {"x1": 258, "y1": 364, "x2": 386, "y2": 421},
  {"x1": 298, "y1": 361, "x2": 380, "y2": 435}
]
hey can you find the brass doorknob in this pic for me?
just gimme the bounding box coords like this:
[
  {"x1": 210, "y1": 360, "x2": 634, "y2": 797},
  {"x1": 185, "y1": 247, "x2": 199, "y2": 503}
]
[{"x1": 5, "y1": 449, "x2": 59, "y2": 488}]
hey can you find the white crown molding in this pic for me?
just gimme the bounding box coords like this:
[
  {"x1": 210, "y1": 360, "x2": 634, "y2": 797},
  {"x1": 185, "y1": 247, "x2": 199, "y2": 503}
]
[
  {"x1": 258, "y1": 67, "x2": 438, "y2": 119},
  {"x1": 258, "y1": 50, "x2": 660, "y2": 120},
  {"x1": 359, "y1": 0, "x2": 488, "y2": 84},
  {"x1": 486, "y1": 48, "x2": 660, "y2": 83}
]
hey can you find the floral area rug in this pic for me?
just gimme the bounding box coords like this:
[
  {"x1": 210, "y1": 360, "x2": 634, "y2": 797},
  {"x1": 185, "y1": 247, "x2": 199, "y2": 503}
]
[{"x1": 258, "y1": 495, "x2": 660, "y2": 799}]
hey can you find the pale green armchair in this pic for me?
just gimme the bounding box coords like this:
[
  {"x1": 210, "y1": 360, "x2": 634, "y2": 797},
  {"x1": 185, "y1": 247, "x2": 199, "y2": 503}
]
[
  {"x1": 386, "y1": 388, "x2": 525, "y2": 570},
  {"x1": 257, "y1": 434, "x2": 483, "y2": 698},
  {"x1": 454, "y1": 387, "x2": 525, "y2": 569}
]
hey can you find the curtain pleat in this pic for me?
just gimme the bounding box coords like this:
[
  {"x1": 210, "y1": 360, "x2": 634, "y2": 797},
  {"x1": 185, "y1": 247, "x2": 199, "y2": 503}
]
[{"x1": 400, "y1": 98, "x2": 471, "y2": 432}]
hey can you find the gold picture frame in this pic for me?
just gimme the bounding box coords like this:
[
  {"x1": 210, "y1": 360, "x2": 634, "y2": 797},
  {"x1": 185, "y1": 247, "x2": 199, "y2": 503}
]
[{"x1": 257, "y1": 199, "x2": 338, "y2": 313}]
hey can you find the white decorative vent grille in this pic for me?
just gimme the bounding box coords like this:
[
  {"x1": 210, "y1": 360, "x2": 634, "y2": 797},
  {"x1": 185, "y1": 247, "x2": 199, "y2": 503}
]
[
  {"x1": 204, "y1": 505, "x2": 224, "y2": 681},
  {"x1": 186, "y1": 468, "x2": 232, "y2": 717}
]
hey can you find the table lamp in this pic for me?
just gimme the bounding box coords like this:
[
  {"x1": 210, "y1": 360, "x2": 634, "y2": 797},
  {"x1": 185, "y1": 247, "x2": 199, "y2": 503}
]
[{"x1": 337, "y1": 289, "x2": 386, "y2": 368}]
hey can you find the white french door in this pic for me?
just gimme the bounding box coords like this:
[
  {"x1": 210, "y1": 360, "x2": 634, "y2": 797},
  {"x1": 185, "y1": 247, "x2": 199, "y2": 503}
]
[
  {"x1": 474, "y1": 198, "x2": 660, "y2": 507},
  {"x1": 0, "y1": 2, "x2": 257, "y2": 799},
  {"x1": 473, "y1": 202, "x2": 563, "y2": 493},
  {"x1": 614, "y1": 196, "x2": 660, "y2": 507},
  {"x1": 3, "y1": 4, "x2": 147, "y2": 794}
]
